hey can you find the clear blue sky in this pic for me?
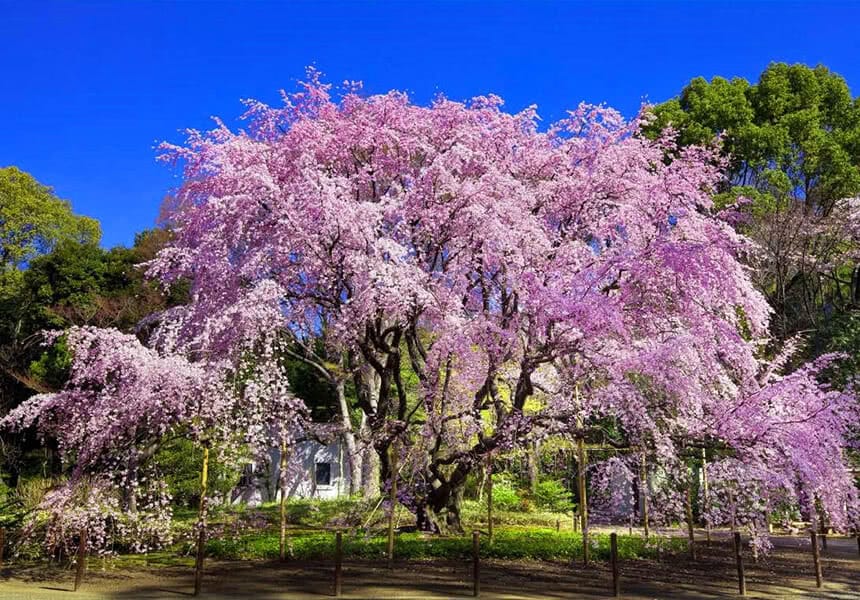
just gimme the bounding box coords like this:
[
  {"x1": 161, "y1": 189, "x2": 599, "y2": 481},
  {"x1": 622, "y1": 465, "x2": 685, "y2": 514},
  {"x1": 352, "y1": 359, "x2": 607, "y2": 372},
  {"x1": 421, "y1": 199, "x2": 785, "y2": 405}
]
[{"x1": 3, "y1": 1, "x2": 860, "y2": 248}]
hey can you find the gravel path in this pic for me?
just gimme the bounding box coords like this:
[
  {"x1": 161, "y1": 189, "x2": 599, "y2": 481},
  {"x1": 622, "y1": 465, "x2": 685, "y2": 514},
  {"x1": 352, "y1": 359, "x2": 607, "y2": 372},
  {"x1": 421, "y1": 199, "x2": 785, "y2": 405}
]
[{"x1": 1, "y1": 534, "x2": 857, "y2": 599}]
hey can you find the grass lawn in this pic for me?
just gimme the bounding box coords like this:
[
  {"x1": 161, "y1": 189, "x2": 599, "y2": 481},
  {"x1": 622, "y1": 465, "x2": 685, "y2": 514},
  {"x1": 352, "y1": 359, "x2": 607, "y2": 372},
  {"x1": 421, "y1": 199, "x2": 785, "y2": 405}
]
[{"x1": 163, "y1": 498, "x2": 688, "y2": 563}]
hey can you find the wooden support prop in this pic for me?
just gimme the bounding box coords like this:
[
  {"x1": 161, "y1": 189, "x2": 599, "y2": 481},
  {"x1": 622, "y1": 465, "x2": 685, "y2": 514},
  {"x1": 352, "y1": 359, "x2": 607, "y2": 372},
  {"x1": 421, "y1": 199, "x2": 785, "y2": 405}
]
[
  {"x1": 810, "y1": 531, "x2": 823, "y2": 588},
  {"x1": 856, "y1": 532, "x2": 859, "y2": 557},
  {"x1": 733, "y1": 531, "x2": 746, "y2": 597},
  {"x1": 0, "y1": 526, "x2": 5, "y2": 569},
  {"x1": 610, "y1": 532, "x2": 620, "y2": 598},
  {"x1": 334, "y1": 531, "x2": 343, "y2": 598},
  {"x1": 279, "y1": 443, "x2": 289, "y2": 562},
  {"x1": 386, "y1": 447, "x2": 397, "y2": 570},
  {"x1": 556, "y1": 519, "x2": 560, "y2": 532},
  {"x1": 73, "y1": 528, "x2": 87, "y2": 592},
  {"x1": 472, "y1": 530, "x2": 480, "y2": 598},
  {"x1": 577, "y1": 436, "x2": 589, "y2": 564},
  {"x1": 193, "y1": 446, "x2": 210, "y2": 597}
]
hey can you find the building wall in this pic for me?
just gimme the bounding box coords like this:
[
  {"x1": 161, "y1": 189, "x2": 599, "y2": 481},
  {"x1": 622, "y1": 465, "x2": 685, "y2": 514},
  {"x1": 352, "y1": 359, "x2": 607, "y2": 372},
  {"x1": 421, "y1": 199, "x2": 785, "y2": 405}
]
[{"x1": 232, "y1": 439, "x2": 349, "y2": 506}]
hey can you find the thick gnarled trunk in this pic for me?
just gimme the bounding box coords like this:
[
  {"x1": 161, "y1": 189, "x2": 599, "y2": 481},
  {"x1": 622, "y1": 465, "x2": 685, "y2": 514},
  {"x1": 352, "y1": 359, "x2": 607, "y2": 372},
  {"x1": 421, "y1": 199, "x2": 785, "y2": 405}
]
[{"x1": 416, "y1": 480, "x2": 465, "y2": 535}]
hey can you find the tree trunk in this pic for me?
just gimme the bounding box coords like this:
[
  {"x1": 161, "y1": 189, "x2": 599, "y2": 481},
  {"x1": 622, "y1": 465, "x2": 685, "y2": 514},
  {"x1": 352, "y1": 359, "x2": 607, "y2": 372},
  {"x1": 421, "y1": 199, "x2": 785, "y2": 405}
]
[
  {"x1": 685, "y1": 478, "x2": 696, "y2": 560},
  {"x1": 335, "y1": 380, "x2": 361, "y2": 496},
  {"x1": 416, "y1": 479, "x2": 466, "y2": 535},
  {"x1": 358, "y1": 368, "x2": 381, "y2": 498},
  {"x1": 526, "y1": 440, "x2": 539, "y2": 494}
]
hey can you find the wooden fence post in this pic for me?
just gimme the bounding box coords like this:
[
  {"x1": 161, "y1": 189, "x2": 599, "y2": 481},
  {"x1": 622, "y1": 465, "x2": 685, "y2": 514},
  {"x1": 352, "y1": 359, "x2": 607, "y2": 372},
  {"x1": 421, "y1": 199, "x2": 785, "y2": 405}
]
[
  {"x1": 73, "y1": 528, "x2": 87, "y2": 592},
  {"x1": 334, "y1": 531, "x2": 343, "y2": 598},
  {"x1": 472, "y1": 530, "x2": 480, "y2": 597},
  {"x1": 810, "y1": 531, "x2": 822, "y2": 588},
  {"x1": 733, "y1": 531, "x2": 746, "y2": 596},
  {"x1": 610, "y1": 532, "x2": 620, "y2": 598}
]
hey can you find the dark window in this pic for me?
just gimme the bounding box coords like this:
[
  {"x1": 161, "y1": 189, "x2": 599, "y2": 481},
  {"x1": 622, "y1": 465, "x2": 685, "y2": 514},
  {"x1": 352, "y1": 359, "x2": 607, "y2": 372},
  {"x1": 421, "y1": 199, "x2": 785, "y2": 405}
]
[{"x1": 315, "y1": 462, "x2": 332, "y2": 486}]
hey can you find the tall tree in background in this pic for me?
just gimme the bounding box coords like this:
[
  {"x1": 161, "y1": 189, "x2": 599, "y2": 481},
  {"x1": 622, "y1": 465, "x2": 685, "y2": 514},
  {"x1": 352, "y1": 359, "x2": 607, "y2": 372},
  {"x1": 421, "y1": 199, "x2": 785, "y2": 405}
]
[
  {"x1": 0, "y1": 217, "x2": 183, "y2": 485},
  {"x1": 645, "y1": 63, "x2": 860, "y2": 342},
  {"x1": 0, "y1": 167, "x2": 100, "y2": 401}
]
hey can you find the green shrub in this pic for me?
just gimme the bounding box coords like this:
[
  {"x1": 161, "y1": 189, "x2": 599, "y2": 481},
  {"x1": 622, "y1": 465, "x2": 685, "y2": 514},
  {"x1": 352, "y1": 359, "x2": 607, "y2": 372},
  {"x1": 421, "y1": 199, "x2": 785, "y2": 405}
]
[
  {"x1": 14, "y1": 476, "x2": 53, "y2": 512},
  {"x1": 533, "y1": 479, "x2": 574, "y2": 513},
  {"x1": 490, "y1": 474, "x2": 525, "y2": 512},
  {"x1": 154, "y1": 438, "x2": 241, "y2": 508}
]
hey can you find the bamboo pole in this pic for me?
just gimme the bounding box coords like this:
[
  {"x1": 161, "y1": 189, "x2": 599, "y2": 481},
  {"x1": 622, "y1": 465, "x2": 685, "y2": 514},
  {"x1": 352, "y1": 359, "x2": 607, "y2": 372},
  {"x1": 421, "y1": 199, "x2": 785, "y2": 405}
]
[
  {"x1": 640, "y1": 453, "x2": 649, "y2": 539},
  {"x1": 701, "y1": 448, "x2": 711, "y2": 544},
  {"x1": 279, "y1": 442, "x2": 289, "y2": 562},
  {"x1": 728, "y1": 488, "x2": 737, "y2": 532},
  {"x1": 193, "y1": 446, "x2": 210, "y2": 597},
  {"x1": 486, "y1": 455, "x2": 494, "y2": 543}
]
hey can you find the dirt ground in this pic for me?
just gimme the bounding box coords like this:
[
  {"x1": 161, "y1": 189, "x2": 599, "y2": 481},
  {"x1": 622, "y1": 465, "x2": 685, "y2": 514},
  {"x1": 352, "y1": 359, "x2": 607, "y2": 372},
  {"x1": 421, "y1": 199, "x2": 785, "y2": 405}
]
[{"x1": 0, "y1": 534, "x2": 857, "y2": 599}]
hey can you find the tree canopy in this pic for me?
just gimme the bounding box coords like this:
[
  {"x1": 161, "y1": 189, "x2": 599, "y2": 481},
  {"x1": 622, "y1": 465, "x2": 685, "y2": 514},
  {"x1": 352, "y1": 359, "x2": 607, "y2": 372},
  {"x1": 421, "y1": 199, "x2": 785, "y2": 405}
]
[
  {"x1": 0, "y1": 167, "x2": 100, "y2": 273},
  {"x1": 645, "y1": 63, "x2": 860, "y2": 341},
  {"x1": 1, "y1": 69, "x2": 858, "y2": 555}
]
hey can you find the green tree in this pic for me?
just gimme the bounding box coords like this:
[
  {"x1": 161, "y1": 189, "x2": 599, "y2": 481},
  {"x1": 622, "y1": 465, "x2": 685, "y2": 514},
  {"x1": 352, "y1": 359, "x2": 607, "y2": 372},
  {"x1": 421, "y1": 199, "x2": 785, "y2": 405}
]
[
  {"x1": 0, "y1": 226, "x2": 183, "y2": 488},
  {"x1": 0, "y1": 168, "x2": 100, "y2": 397},
  {"x1": 645, "y1": 63, "x2": 860, "y2": 340},
  {"x1": 0, "y1": 167, "x2": 100, "y2": 272}
]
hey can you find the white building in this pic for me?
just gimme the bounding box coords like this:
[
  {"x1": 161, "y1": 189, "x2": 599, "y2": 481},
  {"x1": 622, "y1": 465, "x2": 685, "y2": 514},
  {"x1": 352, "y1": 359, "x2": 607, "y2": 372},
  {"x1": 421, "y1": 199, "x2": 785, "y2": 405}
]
[{"x1": 232, "y1": 439, "x2": 351, "y2": 505}]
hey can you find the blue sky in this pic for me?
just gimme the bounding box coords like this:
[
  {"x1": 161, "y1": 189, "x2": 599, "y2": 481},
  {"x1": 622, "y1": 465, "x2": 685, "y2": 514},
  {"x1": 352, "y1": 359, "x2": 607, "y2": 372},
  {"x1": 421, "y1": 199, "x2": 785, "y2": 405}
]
[{"x1": 3, "y1": 1, "x2": 860, "y2": 248}]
